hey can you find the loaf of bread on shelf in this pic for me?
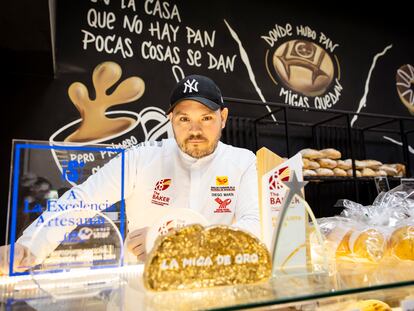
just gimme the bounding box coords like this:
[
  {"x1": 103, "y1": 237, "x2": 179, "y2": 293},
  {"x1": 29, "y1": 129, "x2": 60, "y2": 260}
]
[
  {"x1": 375, "y1": 170, "x2": 387, "y2": 176},
  {"x1": 337, "y1": 159, "x2": 352, "y2": 170},
  {"x1": 355, "y1": 160, "x2": 371, "y2": 169},
  {"x1": 303, "y1": 169, "x2": 317, "y2": 176},
  {"x1": 333, "y1": 167, "x2": 347, "y2": 177},
  {"x1": 299, "y1": 148, "x2": 323, "y2": 159},
  {"x1": 364, "y1": 159, "x2": 383, "y2": 169},
  {"x1": 315, "y1": 168, "x2": 334, "y2": 176},
  {"x1": 361, "y1": 168, "x2": 376, "y2": 177},
  {"x1": 302, "y1": 158, "x2": 320, "y2": 169},
  {"x1": 351, "y1": 229, "x2": 386, "y2": 262},
  {"x1": 389, "y1": 163, "x2": 406, "y2": 177},
  {"x1": 346, "y1": 169, "x2": 362, "y2": 177},
  {"x1": 320, "y1": 148, "x2": 341, "y2": 160},
  {"x1": 389, "y1": 225, "x2": 414, "y2": 261},
  {"x1": 378, "y1": 165, "x2": 398, "y2": 176},
  {"x1": 317, "y1": 158, "x2": 337, "y2": 169}
]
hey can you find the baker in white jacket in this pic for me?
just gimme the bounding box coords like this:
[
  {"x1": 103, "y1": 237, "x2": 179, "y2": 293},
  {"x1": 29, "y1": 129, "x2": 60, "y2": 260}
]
[{"x1": 0, "y1": 74, "x2": 259, "y2": 274}]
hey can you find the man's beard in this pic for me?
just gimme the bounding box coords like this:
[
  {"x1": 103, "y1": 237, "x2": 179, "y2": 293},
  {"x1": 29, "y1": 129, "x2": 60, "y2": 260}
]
[{"x1": 175, "y1": 132, "x2": 221, "y2": 159}]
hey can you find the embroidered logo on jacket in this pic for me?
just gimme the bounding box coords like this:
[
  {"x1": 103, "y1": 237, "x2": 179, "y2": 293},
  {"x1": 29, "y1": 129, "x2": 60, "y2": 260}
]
[
  {"x1": 152, "y1": 179, "x2": 171, "y2": 206},
  {"x1": 213, "y1": 198, "x2": 232, "y2": 213},
  {"x1": 216, "y1": 176, "x2": 228, "y2": 186}
]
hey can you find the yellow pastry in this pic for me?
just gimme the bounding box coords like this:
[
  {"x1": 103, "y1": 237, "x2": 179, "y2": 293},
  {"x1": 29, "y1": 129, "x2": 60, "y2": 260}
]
[
  {"x1": 352, "y1": 229, "x2": 386, "y2": 262},
  {"x1": 389, "y1": 225, "x2": 414, "y2": 260},
  {"x1": 348, "y1": 299, "x2": 391, "y2": 311}
]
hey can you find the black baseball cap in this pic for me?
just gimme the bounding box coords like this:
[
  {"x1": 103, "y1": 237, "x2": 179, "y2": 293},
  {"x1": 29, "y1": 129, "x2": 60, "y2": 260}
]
[{"x1": 167, "y1": 74, "x2": 224, "y2": 114}]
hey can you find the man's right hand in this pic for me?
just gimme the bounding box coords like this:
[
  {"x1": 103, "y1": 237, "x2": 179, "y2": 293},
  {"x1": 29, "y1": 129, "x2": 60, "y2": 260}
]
[
  {"x1": 0, "y1": 244, "x2": 36, "y2": 275},
  {"x1": 125, "y1": 227, "x2": 149, "y2": 262}
]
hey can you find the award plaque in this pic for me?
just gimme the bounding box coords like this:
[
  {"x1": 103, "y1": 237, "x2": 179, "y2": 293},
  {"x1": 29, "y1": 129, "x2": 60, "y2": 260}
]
[
  {"x1": 257, "y1": 148, "x2": 327, "y2": 277},
  {"x1": 5, "y1": 140, "x2": 126, "y2": 297}
]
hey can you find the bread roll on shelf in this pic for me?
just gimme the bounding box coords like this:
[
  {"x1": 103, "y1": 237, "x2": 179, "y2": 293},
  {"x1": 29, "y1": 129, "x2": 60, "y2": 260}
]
[
  {"x1": 303, "y1": 169, "x2": 317, "y2": 177},
  {"x1": 303, "y1": 158, "x2": 320, "y2": 169},
  {"x1": 298, "y1": 146, "x2": 403, "y2": 180},
  {"x1": 333, "y1": 167, "x2": 347, "y2": 177},
  {"x1": 363, "y1": 159, "x2": 383, "y2": 169},
  {"x1": 320, "y1": 148, "x2": 341, "y2": 160},
  {"x1": 337, "y1": 159, "x2": 352, "y2": 170},
  {"x1": 318, "y1": 158, "x2": 338, "y2": 169},
  {"x1": 300, "y1": 148, "x2": 323, "y2": 159},
  {"x1": 361, "y1": 168, "x2": 376, "y2": 177},
  {"x1": 379, "y1": 165, "x2": 398, "y2": 176},
  {"x1": 355, "y1": 160, "x2": 370, "y2": 169},
  {"x1": 347, "y1": 169, "x2": 362, "y2": 177},
  {"x1": 389, "y1": 163, "x2": 406, "y2": 177},
  {"x1": 316, "y1": 168, "x2": 334, "y2": 176},
  {"x1": 375, "y1": 170, "x2": 387, "y2": 176}
]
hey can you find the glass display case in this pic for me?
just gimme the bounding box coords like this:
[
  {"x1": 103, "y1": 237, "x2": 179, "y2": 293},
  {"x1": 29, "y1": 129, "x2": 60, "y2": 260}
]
[
  {"x1": 3, "y1": 140, "x2": 414, "y2": 310},
  {"x1": 2, "y1": 262, "x2": 414, "y2": 310}
]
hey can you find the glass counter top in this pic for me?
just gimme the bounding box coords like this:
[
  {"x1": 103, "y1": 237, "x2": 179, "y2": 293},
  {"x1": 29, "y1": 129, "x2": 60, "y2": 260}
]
[{"x1": 2, "y1": 259, "x2": 414, "y2": 310}]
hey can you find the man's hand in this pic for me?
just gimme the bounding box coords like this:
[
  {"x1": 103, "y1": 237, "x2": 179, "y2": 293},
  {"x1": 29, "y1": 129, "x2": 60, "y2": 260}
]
[
  {"x1": 0, "y1": 244, "x2": 36, "y2": 275},
  {"x1": 125, "y1": 227, "x2": 149, "y2": 262}
]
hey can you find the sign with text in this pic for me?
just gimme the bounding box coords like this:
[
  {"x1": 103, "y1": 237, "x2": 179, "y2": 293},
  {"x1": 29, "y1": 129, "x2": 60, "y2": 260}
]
[
  {"x1": 7, "y1": 140, "x2": 126, "y2": 276},
  {"x1": 258, "y1": 149, "x2": 309, "y2": 273}
]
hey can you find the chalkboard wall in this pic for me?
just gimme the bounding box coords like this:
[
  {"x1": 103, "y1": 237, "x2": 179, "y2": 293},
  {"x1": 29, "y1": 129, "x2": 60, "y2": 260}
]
[{"x1": 2, "y1": 0, "x2": 414, "y2": 241}]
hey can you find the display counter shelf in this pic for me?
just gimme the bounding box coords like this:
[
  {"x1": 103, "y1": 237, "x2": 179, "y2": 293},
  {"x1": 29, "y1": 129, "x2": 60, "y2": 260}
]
[
  {"x1": 304, "y1": 176, "x2": 403, "y2": 182},
  {"x1": 2, "y1": 260, "x2": 414, "y2": 310}
]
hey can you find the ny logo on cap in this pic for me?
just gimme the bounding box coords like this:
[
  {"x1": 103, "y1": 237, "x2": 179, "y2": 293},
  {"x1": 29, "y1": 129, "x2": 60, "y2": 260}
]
[{"x1": 183, "y1": 79, "x2": 199, "y2": 93}]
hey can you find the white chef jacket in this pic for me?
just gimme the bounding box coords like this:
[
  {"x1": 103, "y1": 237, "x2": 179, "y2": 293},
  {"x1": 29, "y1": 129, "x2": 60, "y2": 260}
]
[{"x1": 17, "y1": 138, "x2": 260, "y2": 261}]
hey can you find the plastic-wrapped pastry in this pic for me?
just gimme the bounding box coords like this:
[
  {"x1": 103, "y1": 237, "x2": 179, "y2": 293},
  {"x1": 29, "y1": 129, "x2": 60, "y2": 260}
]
[
  {"x1": 389, "y1": 225, "x2": 414, "y2": 261},
  {"x1": 334, "y1": 230, "x2": 352, "y2": 258},
  {"x1": 350, "y1": 229, "x2": 386, "y2": 262},
  {"x1": 299, "y1": 148, "x2": 323, "y2": 159},
  {"x1": 320, "y1": 148, "x2": 341, "y2": 160},
  {"x1": 318, "y1": 158, "x2": 337, "y2": 169},
  {"x1": 347, "y1": 299, "x2": 391, "y2": 311}
]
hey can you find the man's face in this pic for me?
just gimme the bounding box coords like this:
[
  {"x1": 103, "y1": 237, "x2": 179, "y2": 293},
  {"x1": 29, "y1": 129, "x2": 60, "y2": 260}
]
[{"x1": 170, "y1": 100, "x2": 228, "y2": 158}]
